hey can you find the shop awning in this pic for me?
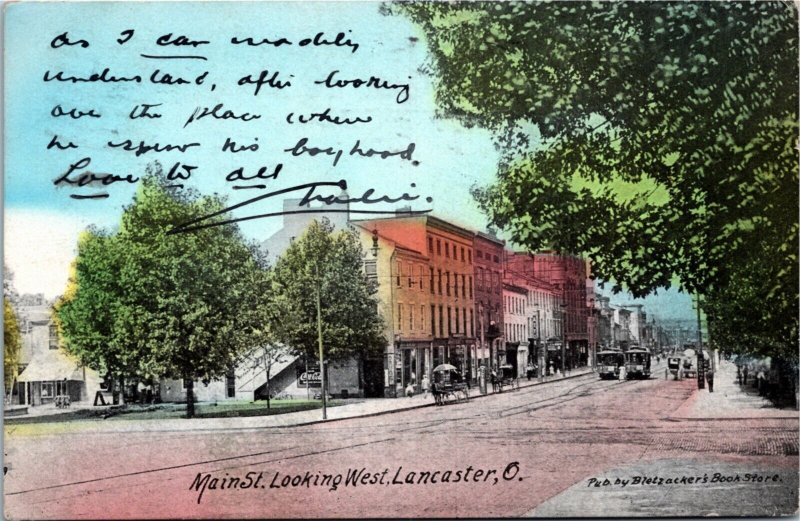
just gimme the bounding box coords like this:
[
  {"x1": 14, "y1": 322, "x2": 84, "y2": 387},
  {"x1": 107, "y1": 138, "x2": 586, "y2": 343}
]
[{"x1": 17, "y1": 350, "x2": 84, "y2": 382}]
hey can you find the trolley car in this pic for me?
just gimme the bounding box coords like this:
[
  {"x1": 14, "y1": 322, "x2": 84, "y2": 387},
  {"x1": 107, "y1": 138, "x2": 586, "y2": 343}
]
[
  {"x1": 624, "y1": 347, "x2": 652, "y2": 379},
  {"x1": 597, "y1": 350, "x2": 625, "y2": 379}
]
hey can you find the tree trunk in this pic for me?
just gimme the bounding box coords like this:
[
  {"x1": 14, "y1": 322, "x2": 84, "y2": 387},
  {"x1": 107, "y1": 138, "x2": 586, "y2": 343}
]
[
  {"x1": 112, "y1": 374, "x2": 119, "y2": 405},
  {"x1": 186, "y1": 379, "x2": 195, "y2": 418},
  {"x1": 266, "y1": 372, "x2": 271, "y2": 410}
]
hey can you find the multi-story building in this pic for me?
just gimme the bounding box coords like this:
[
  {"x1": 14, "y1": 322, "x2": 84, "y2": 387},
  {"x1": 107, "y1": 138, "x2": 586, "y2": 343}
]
[
  {"x1": 502, "y1": 281, "x2": 528, "y2": 377},
  {"x1": 354, "y1": 214, "x2": 477, "y2": 393},
  {"x1": 473, "y1": 231, "x2": 505, "y2": 376},
  {"x1": 625, "y1": 304, "x2": 646, "y2": 345},
  {"x1": 503, "y1": 252, "x2": 562, "y2": 374},
  {"x1": 612, "y1": 307, "x2": 632, "y2": 348},
  {"x1": 527, "y1": 252, "x2": 590, "y2": 369},
  {"x1": 595, "y1": 295, "x2": 614, "y2": 349}
]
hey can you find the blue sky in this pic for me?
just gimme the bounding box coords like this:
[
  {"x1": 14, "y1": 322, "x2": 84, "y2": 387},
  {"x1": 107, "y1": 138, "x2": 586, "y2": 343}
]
[{"x1": 3, "y1": 1, "x2": 693, "y2": 321}]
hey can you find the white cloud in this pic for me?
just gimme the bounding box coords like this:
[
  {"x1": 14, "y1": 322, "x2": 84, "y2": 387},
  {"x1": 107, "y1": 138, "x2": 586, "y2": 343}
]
[{"x1": 4, "y1": 209, "x2": 93, "y2": 299}]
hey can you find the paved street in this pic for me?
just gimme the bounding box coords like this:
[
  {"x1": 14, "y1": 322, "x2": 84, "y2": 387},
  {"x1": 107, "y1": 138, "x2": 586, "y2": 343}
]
[{"x1": 5, "y1": 361, "x2": 798, "y2": 519}]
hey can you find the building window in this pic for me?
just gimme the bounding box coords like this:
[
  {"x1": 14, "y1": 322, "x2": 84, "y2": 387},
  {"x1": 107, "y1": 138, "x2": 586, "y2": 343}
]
[
  {"x1": 396, "y1": 262, "x2": 401, "y2": 287},
  {"x1": 460, "y1": 247, "x2": 465, "y2": 262},
  {"x1": 430, "y1": 267, "x2": 434, "y2": 293},
  {"x1": 436, "y1": 239, "x2": 441, "y2": 255},
  {"x1": 438, "y1": 269, "x2": 442, "y2": 294},
  {"x1": 439, "y1": 306, "x2": 444, "y2": 337},
  {"x1": 468, "y1": 250, "x2": 472, "y2": 264},
  {"x1": 41, "y1": 382, "x2": 54, "y2": 398},
  {"x1": 445, "y1": 242, "x2": 450, "y2": 258},
  {"x1": 469, "y1": 276, "x2": 473, "y2": 298},
  {"x1": 420, "y1": 305, "x2": 425, "y2": 332},
  {"x1": 470, "y1": 310, "x2": 474, "y2": 336},
  {"x1": 48, "y1": 323, "x2": 59, "y2": 350},
  {"x1": 493, "y1": 254, "x2": 499, "y2": 263},
  {"x1": 410, "y1": 305, "x2": 414, "y2": 331},
  {"x1": 408, "y1": 265, "x2": 413, "y2": 288},
  {"x1": 461, "y1": 274, "x2": 466, "y2": 298},
  {"x1": 462, "y1": 308, "x2": 467, "y2": 335},
  {"x1": 428, "y1": 236, "x2": 433, "y2": 253},
  {"x1": 477, "y1": 250, "x2": 483, "y2": 259},
  {"x1": 419, "y1": 266, "x2": 424, "y2": 290},
  {"x1": 455, "y1": 307, "x2": 460, "y2": 333},
  {"x1": 226, "y1": 370, "x2": 236, "y2": 398},
  {"x1": 431, "y1": 305, "x2": 436, "y2": 336},
  {"x1": 447, "y1": 307, "x2": 452, "y2": 335},
  {"x1": 446, "y1": 272, "x2": 451, "y2": 296},
  {"x1": 398, "y1": 304, "x2": 403, "y2": 331}
]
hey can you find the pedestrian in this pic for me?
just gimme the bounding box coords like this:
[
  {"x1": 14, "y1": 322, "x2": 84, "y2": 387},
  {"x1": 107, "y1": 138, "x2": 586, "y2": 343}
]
[
  {"x1": 706, "y1": 369, "x2": 714, "y2": 392},
  {"x1": 743, "y1": 365, "x2": 749, "y2": 385},
  {"x1": 618, "y1": 364, "x2": 626, "y2": 381},
  {"x1": 737, "y1": 365, "x2": 742, "y2": 385},
  {"x1": 757, "y1": 368, "x2": 765, "y2": 395},
  {"x1": 405, "y1": 382, "x2": 414, "y2": 398},
  {"x1": 421, "y1": 374, "x2": 430, "y2": 399}
]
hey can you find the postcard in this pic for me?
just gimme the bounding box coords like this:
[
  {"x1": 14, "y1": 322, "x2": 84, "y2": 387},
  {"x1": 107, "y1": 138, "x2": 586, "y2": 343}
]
[{"x1": 3, "y1": 1, "x2": 798, "y2": 519}]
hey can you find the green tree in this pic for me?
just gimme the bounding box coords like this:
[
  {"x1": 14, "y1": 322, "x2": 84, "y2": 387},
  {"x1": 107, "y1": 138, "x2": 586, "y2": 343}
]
[
  {"x1": 56, "y1": 173, "x2": 271, "y2": 417},
  {"x1": 396, "y1": 1, "x2": 798, "y2": 357},
  {"x1": 270, "y1": 219, "x2": 385, "y2": 376},
  {"x1": 54, "y1": 231, "x2": 131, "y2": 402},
  {"x1": 4, "y1": 297, "x2": 22, "y2": 397}
]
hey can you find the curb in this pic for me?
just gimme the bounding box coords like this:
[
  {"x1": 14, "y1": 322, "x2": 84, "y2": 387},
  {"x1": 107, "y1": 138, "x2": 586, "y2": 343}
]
[
  {"x1": 664, "y1": 416, "x2": 799, "y2": 422},
  {"x1": 290, "y1": 369, "x2": 596, "y2": 429}
]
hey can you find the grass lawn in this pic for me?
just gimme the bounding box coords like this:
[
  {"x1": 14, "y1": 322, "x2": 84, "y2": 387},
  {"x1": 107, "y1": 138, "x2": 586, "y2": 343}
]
[{"x1": 5, "y1": 399, "x2": 349, "y2": 424}]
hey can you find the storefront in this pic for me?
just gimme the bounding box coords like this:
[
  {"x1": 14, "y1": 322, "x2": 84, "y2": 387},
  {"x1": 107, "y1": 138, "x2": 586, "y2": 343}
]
[
  {"x1": 16, "y1": 351, "x2": 87, "y2": 406},
  {"x1": 504, "y1": 341, "x2": 520, "y2": 376},
  {"x1": 395, "y1": 341, "x2": 432, "y2": 395}
]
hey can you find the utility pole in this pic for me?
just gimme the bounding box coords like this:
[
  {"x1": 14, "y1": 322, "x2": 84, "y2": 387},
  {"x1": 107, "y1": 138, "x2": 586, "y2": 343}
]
[
  {"x1": 316, "y1": 264, "x2": 327, "y2": 420},
  {"x1": 695, "y1": 294, "x2": 705, "y2": 390},
  {"x1": 537, "y1": 308, "x2": 544, "y2": 383}
]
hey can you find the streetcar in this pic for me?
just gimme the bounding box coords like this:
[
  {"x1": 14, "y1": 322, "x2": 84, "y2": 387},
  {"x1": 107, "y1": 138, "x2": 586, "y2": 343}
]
[
  {"x1": 596, "y1": 350, "x2": 625, "y2": 379},
  {"x1": 624, "y1": 347, "x2": 652, "y2": 379}
]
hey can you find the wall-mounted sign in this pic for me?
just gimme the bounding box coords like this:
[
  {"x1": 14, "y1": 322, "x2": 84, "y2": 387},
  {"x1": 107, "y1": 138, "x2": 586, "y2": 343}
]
[{"x1": 296, "y1": 365, "x2": 321, "y2": 388}]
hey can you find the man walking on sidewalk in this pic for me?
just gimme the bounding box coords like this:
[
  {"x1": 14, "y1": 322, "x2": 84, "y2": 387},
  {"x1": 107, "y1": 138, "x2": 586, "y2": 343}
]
[{"x1": 706, "y1": 368, "x2": 714, "y2": 392}]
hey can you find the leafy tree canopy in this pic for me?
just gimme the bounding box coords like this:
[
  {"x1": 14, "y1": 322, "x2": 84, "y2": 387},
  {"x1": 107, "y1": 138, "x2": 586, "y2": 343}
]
[
  {"x1": 56, "y1": 171, "x2": 272, "y2": 414},
  {"x1": 396, "y1": 1, "x2": 798, "y2": 356},
  {"x1": 270, "y1": 219, "x2": 385, "y2": 364},
  {"x1": 4, "y1": 297, "x2": 22, "y2": 393}
]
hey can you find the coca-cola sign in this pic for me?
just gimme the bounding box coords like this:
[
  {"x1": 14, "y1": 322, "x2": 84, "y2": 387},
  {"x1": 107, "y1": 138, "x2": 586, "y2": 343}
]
[{"x1": 296, "y1": 365, "x2": 322, "y2": 388}]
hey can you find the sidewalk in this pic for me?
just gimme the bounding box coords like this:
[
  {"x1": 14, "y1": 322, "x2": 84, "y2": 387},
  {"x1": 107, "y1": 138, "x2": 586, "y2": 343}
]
[
  {"x1": 670, "y1": 359, "x2": 798, "y2": 420},
  {"x1": 4, "y1": 368, "x2": 594, "y2": 434}
]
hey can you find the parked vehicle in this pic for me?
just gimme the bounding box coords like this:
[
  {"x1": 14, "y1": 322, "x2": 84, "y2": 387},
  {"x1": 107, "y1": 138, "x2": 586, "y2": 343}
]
[
  {"x1": 624, "y1": 348, "x2": 652, "y2": 379},
  {"x1": 432, "y1": 364, "x2": 469, "y2": 404},
  {"x1": 667, "y1": 357, "x2": 683, "y2": 379},
  {"x1": 682, "y1": 348, "x2": 698, "y2": 378},
  {"x1": 597, "y1": 350, "x2": 625, "y2": 379},
  {"x1": 495, "y1": 364, "x2": 519, "y2": 392}
]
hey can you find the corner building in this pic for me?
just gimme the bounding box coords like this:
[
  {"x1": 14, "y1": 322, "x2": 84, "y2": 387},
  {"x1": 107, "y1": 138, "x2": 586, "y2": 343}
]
[{"x1": 354, "y1": 215, "x2": 477, "y2": 394}]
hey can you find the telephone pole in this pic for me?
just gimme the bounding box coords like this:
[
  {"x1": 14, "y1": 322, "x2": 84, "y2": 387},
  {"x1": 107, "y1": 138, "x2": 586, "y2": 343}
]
[{"x1": 316, "y1": 264, "x2": 327, "y2": 420}]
